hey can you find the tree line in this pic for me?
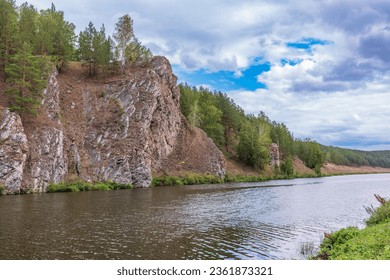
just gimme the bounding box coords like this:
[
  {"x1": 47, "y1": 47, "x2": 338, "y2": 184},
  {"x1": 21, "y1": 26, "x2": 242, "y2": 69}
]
[
  {"x1": 179, "y1": 84, "x2": 324, "y2": 175},
  {"x1": 180, "y1": 84, "x2": 390, "y2": 172},
  {"x1": 0, "y1": 0, "x2": 152, "y2": 114}
]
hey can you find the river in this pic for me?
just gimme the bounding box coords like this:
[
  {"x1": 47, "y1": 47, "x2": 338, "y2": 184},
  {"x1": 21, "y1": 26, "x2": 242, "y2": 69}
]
[{"x1": 0, "y1": 173, "x2": 389, "y2": 260}]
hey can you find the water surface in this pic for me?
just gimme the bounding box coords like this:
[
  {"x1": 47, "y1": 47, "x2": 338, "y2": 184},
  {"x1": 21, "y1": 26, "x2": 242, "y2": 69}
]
[{"x1": 0, "y1": 174, "x2": 389, "y2": 259}]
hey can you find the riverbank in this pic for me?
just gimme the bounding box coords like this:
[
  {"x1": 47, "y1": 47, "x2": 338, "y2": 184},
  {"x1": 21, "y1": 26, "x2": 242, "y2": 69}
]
[
  {"x1": 2, "y1": 167, "x2": 390, "y2": 195},
  {"x1": 313, "y1": 195, "x2": 390, "y2": 260}
]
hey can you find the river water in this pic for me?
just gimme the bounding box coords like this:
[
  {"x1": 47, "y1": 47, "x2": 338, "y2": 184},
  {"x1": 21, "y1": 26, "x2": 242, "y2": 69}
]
[{"x1": 0, "y1": 174, "x2": 389, "y2": 260}]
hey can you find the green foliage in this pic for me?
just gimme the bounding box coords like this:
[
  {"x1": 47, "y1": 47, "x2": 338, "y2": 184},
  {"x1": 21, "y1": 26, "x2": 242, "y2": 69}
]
[
  {"x1": 1, "y1": 1, "x2": 75, "y2": 114},
  {"x1": 365, "y1": 200, "x2": 390, "y2": 227},
  {"x1": 315, "y1": 196, "x2": 390, "y2": 260},
  {"x1": 151, "y1": 173, "x2": 288, "y2": 187},
  {"x1": 33, "y1": 4, "x2": 76, "y2": 71},
  {"x1": 151, "y1": 173, "x2": 223, "y2": 187},
  {"x1": 114, "y1": 14, "x2": 134, "y2": 67},
  {"x1": 78, "y1": 22, "x2": 114, "y2": 76},
  {"x1": 124, "y1": 38, "x2": 153, "y2": 66},
  {"x1": 5, "y1": 42, "x2": 48, "y2": 114},
  {"x1": 295, "y1": 139, "x2": 324, "y2": 173},
  {"x1": 322, "y1": 145, "x2": 390, "y2": 168},
  {"x1": 0, "y1": 0, "x2": 18, "y2": 76},
  {"x1": 237, "y1": 115, "x2": 271, "y2": 170},
  {"x1": 280, "y1": 156, "x2": 295, "y2": 177},
  {"x1": 179, "y1": 84, "x2": 271, "y2": 169},
  {"x1": 0, "y1": 184, "x2": 4, "y2": 194},
  {"x1": 270, "y1": 121, "x2": 294, "y2": 156},
  {"x1": 315, "y1": 224, "x2": 390, "y2": 260},
  {"x1": 47, "y1": 181, "x2": 133, "y2": 193}
]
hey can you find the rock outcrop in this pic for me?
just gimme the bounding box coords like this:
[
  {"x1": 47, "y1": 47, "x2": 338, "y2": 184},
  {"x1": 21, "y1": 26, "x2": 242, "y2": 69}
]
[
  {"x1": 269, "y1": 143, "x2": 280, "y2": 168},
  {"x1": 25, "y1": 70, "x2": 68, "y2": 192},
  {"x1": 0, "y1": 107, "x2": 29, "y2": 194},
  {"x1": 0, "y1": 56, "x2": 226, "y2": 193}
]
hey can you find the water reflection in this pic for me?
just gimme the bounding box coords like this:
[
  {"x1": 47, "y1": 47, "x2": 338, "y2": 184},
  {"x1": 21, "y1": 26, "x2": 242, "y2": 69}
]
[{"x1": 1, "y1": 174, "x2": 390, "y2": 259}]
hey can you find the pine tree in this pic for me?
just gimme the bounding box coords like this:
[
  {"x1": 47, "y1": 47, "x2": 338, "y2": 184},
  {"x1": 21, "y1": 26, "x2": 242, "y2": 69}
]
[
  {"x1": 5, "y1": 42, "x2": 47, "y2": 114},
  {"x1": 0, "y1": 0, "x2": 18, "y2": 80},
  {"x1": 34, "y1": 4, "x2": 75, "y2": 71},
  {"x1": 18, "y1": 2, "x2": 38, "y2": 48},
  {"x1": 124, "y1": 37, "x2": 152, "y2": 66},
  {"x1": 78, "y1": 22, "x2": 95, "y2": 75}
]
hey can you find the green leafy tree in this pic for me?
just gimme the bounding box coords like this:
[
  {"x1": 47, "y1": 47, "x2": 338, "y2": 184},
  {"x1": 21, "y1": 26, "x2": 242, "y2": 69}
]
[
  {"x1": 114, "y1": 14, "x2": 134, "y2": 70},
  {"x1": 295, "y1": 139, "x2": 324, "y2": 174},
  {"x1": 270, "y1": 121, "x2": 294, "y2": 156},
  {"x1": 237, "y1": 118, "x2": 270, "y2": 170},
  {"x1": 281, "y1": 155, "x2": 295, "y2": 177}
]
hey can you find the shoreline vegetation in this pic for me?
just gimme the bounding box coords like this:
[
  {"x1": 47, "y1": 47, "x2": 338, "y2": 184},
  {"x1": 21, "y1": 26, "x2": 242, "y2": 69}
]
[
  {"x1": 312, "y1": 194, "x2": 390, "y2": 260},
  {"x1": 1, "y1": 170, "x2": 389, "y2": 195},
  {"x1": 46, "y1": 181, "x2": 133, "y2": 193}
]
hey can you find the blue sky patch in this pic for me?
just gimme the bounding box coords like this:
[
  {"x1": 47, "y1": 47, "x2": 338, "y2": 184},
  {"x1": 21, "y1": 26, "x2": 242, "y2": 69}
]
[
  {"x1": 287, "y1": 37, "x2": 331, "y2": 50},
  {"x1": 174, "y1": 62, "x2": 270, "y2": 92}
]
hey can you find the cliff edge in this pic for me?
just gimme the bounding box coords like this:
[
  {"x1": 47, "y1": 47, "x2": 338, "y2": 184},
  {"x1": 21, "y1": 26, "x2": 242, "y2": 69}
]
[{"x1": 0, "y1": 56, "x2": 226, "y2": 193}]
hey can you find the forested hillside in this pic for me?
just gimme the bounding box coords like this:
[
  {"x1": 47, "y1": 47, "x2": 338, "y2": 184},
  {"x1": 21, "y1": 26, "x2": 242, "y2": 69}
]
[
  {"x1": 179, "y1": 85, "x2": 390, "y2": 173},
  {"x1": 322, "y1": 146, "x2": 390, "y2": 168}
]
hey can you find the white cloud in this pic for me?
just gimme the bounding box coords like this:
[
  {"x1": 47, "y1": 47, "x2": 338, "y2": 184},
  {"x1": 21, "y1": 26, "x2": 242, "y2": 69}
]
[{"x1": 13, "y1": 0, "x2": 390, "y2": 150}]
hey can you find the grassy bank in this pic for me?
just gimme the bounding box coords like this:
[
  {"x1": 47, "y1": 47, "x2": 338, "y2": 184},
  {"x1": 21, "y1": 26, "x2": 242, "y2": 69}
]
[
  {"x1": 47, "y1": 181, "x2": 133, "y2": 193},
  {"x1": 313, "y1": 195, "x2": 390, "y2": 260},
  {"x1": 151, "y1": 172, "x2": 321, "y2": 187},
  {"x1": 46, "y1": 172, "x2": 321, "y2": 193}
]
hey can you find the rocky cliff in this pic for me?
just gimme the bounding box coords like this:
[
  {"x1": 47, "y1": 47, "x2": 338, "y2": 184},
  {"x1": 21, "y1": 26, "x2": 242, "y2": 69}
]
[{"x1": 0, "y1": 56, "x2": 226, "y2": 194}]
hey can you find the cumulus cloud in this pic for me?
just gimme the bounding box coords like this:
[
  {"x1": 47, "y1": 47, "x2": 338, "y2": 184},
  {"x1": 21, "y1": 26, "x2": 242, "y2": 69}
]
[{"x1": 14, "y1": 0, "x2": 390, "y2": 150}]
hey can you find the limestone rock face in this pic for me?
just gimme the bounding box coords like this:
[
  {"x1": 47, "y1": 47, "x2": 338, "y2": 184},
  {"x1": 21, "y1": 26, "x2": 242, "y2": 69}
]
[
  {"x1": 0, "y1": 107, "x2": 29, "y2": 194},
  {"x1": 269, "y1": 143, "x2": 280, "y2": 168},
  {"x1": 25, "y1": 70, "x2": 68, "y2": 192},
  {"x1": 81, "y1": 56, "x2": 226, "y2": 187},
  {"x1": 0, "y1": 56, "x2": 226, "y2": 193}
]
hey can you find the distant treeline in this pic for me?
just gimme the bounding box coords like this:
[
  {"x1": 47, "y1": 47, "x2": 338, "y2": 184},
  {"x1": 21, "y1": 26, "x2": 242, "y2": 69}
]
[
  {"x1": 0, "y1": 0, "x2": 151, "y2": 114},
  {"x1": 322, "y1": 146, "x2": 390, "y2": 168},
  {"x1": 179, "y1": 84, "x2": 390, "y2": 172}
]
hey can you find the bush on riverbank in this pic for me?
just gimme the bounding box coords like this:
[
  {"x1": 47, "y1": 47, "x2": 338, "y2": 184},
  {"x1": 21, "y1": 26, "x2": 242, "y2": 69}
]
[
  {"x1": 0, "y1": 184, "x2": 3, "y2": 195},
  {"x1": 313, "y1": 195, "x2": 390, "y2": 260},
  {"x1": 47, "y1": 181, "x2": 133, "y2": 193}
]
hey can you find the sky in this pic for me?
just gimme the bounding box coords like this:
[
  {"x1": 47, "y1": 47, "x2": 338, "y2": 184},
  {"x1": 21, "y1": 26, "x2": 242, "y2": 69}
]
[{"x1": 16, "y1": 0, "x2": 390, "y2": 151}]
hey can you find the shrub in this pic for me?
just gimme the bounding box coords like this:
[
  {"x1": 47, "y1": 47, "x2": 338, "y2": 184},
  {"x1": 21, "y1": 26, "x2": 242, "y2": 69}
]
[
  {"x1": 315, "y1": 224, "x2": 390, "y2": 260},
  {"x1": 365, "y1": 196, "x2": 390, "y2": 226},
  {"x1": 314, "y1": 195, "x2": 390, "y2": 260},
  {"x1": 0, "y1": 184, "x2": 4, "y2": 195}
]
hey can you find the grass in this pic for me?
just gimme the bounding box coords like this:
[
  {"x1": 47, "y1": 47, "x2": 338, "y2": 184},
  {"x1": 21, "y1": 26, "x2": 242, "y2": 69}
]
[
  {"x1": 313, "y1": 195, "x2": 390, "y2": 260},
  {"x1": 46, "y1": 180, "x2": 133, "y2": 193},
  {"x1": 151, "y1": 173, "x2": 224, "y2": 187},
  {"x1": 151, "y1": 172, "x2": 323, "y2": 187}
]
